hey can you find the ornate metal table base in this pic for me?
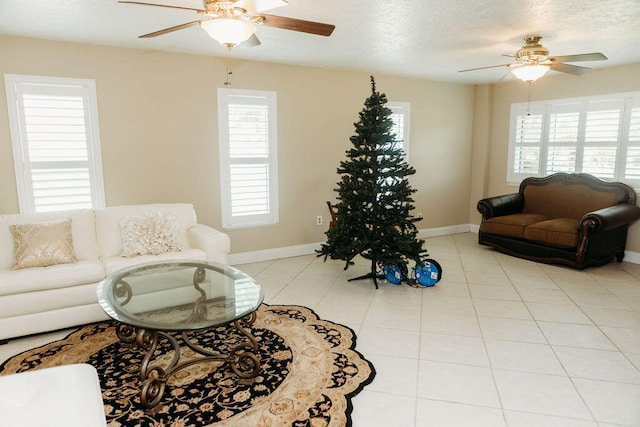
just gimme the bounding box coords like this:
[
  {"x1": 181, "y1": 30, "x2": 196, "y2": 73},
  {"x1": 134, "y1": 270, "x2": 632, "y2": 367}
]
[{"x1": 116, "y1": 312, "x2": 261, "y2": 409}]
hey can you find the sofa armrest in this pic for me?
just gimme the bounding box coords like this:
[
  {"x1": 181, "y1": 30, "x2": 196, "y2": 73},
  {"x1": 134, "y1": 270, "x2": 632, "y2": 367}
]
[
  {"x1": 580, "y1": 204, "x2": 640, "y2": 232},
  {"x1": 477, "y1": 193, "x2": 524, "y2": 220},
  {"x1": 187, "y1": 224, "x2": 231, "y2": 264}
]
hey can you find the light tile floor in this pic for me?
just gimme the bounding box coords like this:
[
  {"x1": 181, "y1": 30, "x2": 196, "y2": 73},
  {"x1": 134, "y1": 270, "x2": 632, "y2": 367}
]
[{"x1": 2, "y1": 233, "x2": 640, "y2": 426}]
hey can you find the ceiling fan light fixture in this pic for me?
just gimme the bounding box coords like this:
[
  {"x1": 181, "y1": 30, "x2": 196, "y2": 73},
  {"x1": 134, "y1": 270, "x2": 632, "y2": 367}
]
[
  {"x1": 511, "y1": 64, "x2": 550, "y2": 82},
  {"x1": 200, "y1": 18, "x2": 256, "y2": 47}
]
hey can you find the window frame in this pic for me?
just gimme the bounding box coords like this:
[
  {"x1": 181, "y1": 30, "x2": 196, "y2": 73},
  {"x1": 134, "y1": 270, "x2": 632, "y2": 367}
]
[
  {"x1": 507, "y1": 91, "x2": 640, "y2": 188},
  {"x1": 388, "y1": 101, "x2": 411, "y2": 162},
  {"x1": 217, "y1": 87, "x2": 279, "y2": 230},
  {"x1": 4, "y1": 73, "x2": 106, "y2": 213}
]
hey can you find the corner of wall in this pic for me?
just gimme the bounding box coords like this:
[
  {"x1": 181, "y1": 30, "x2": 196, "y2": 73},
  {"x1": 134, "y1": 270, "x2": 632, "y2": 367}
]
[{"x1": 468, "y1": 84, "x2": 495, "y2": 225}]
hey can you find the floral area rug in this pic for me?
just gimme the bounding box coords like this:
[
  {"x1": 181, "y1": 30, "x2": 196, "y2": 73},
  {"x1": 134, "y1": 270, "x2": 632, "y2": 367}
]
[{"x1": 0, "y1": 304, "x2": 375, "y2": 426}]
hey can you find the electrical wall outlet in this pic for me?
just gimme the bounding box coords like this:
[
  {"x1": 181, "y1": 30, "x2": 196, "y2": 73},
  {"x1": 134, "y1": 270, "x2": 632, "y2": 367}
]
[{"x1": 316, "y1": 215, "x2": 323, "y2": 226}]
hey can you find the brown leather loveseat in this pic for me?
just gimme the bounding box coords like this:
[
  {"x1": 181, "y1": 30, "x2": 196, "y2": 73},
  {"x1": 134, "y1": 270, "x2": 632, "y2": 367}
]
[{"x1": 477, "y1": 173, "x2": 640, "y2": 268}]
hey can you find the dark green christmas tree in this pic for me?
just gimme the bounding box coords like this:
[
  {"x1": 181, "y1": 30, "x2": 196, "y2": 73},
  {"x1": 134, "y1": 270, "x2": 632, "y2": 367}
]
[{"x1": 318, "y1": 76, "x2": 426, "y2": 288}]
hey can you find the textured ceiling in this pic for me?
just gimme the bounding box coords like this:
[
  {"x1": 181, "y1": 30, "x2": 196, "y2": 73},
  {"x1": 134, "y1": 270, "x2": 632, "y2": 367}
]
[{"x1": 1, "y1": 0, "x2": 639, "y2": 84}]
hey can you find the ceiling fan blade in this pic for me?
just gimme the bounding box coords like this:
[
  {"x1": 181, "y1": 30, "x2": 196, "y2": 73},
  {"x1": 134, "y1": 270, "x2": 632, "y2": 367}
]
[
  {"x1": 458, "y1": 63, "x2": 513, "y2": 73},
  {"x1": 118, "y1": 0, "x2": 205, "y2": 12},
  {"x1": 139, "y1": 20, "x2": 203, "y2": 38},
  {"x1": 550, "y1": 53, "x2": 607, "y2": 63},
  {"x1": 258, "y1": 14, "x2": 335, "y2": 36},
  {"x1": 240, "y1": 33, "x2": 262, "y2": 48},
  {"x1": 549, "y1": 62, "x2": 591, "y2": 76}
]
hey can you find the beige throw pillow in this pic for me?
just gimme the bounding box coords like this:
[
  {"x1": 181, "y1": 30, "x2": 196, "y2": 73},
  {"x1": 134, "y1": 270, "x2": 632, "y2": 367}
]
[
  {"x1": 120, "y1": 212, "x2": 183, "y2": 258},
  {"x1": 10, "y1": 219, "x2": 77, "y2": 270}
]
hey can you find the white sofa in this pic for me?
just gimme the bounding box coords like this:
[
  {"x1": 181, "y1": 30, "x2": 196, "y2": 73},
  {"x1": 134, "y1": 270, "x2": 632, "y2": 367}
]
[{"x1": 0, "y1": 203, "x2": 230, "y2": 341}]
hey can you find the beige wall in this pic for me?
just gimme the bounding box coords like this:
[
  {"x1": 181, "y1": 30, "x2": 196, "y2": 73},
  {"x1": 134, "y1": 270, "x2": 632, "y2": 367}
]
[
  {"x1": 3, "y1": 35, "x2": 639, "y2": 255},
  {"x1": 472, "y1": 63, "x2": 640, "y2": 252},
  {"x1": 0, "y1": 35, "x2": 475, "y2": 254}
]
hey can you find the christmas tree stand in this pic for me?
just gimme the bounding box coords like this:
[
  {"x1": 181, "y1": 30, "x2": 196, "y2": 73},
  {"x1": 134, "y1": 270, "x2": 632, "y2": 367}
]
[{"x1": 347, "y1": 260, "x2": 384, "y2": 289}]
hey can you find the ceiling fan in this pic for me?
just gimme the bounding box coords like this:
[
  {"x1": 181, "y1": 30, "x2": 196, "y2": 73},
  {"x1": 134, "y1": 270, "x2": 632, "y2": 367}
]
[
  {"x1": 459, "y1": 36, "x2": 607, "y2": 82},
  {"x1": 119, "y1": 0, "x2": 335, "y2": 48}
]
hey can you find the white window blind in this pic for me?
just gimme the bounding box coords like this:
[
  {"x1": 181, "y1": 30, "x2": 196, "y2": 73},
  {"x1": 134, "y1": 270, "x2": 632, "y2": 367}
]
[
  {"x1": 512, "y1": 108, "x2": 543, "y2": 176},
  {"x1": 625, "y1": 106, "x2": 640, "y2": 181},
  {"x1": 218, "y1": 88, "x2": 278, "y2": 229},
  {"x1": 582, "y1": 100, "x2": 622, "y2": 178},
  {"x1": 508, "y1": 92, "x2": 640, "y2": 188},
  {"x1": 388, "y1": 102, "x2": 411, "y2": 161},
  {"x1": 4, "y1": 74, "x2": 105, "y2": 213},
  {"x1": 547, "y1": 103, "x2": 579, "y2": 174}
]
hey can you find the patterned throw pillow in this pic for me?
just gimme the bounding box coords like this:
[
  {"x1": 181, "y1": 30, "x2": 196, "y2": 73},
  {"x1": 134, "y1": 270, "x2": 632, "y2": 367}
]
[
  {"x1": 10, "y1": 219, "x2": 77, "y2": 269},
  {"x1": 120, "y1": 212, "x2": 183, "y2": 258}
]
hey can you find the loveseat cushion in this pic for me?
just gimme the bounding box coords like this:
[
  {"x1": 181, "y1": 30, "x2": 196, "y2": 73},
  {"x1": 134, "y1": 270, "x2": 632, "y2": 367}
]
[
  {"x1": 0, "y1": 260, "x2": 105, "y2": 297},
  {"x1": 480, "y1": 213, "x2": 550, "y2": 239},
  {"x1": 522, "y1": 183, "x2": 619, "y2": 220},
  {"x1": 523, "y1": 218, "x2": 580, "y2": 249}
]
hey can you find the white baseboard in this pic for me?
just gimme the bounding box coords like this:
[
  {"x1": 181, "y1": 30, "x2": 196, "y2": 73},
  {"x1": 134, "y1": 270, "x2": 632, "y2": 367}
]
[
  {"x1": 417, "y1": 224, "x2": 475, "y2": 238},
  {"x1": 229, "y1": 224, "x2": 473, "y2": 265},
  {"x1": 229, "y1": 242, "x2": 323, "y2": 265},
  {"x1": 227, "y1": 224, "x2": 640, "y2": 266},
  {"x1": 623, "y1": 250, "x2": 640, "y2": 264}
]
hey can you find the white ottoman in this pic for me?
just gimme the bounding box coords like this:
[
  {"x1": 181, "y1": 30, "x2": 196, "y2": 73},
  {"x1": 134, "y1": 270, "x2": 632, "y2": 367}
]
[{"x1": 0, "y1": 363, "x2": 107, "y2": 427}]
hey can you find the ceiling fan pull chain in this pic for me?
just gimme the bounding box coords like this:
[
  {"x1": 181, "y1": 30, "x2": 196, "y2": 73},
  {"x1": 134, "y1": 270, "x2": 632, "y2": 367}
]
[
  {"x1": 225, "y1": 45, "x2": 233, "y2": 86},
  {"x1": 526, "y1": 81, "x2": 532, "y2": 116}
]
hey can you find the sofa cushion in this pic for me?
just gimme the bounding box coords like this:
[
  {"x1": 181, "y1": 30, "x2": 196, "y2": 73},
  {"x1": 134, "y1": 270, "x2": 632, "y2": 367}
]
[
  {"x1": 0, "y1": 210, "x2": 98, "y2": 270},
  {"x1": 95, "y1": 204, "x2": 197, "y2": 258},
  {"x1": 0, "y1": 281, "x2": 104, "y2": 318},
  {"x1": 10, "y1": 219, "x2": 77, "y2": 269},
  {"x1": 523, "y1": 183, "x2": 619, "y2": 220},
  {"x1": 101, "y1": 247, "x2": 207, "y2": 276},
  {"x1": 524, "y1": 218, "x2": 580, "y2": 249},
  {"x1": 480, "y1": 213, "x2": 550, "y2": 239},
  {"x1": 0, "y1": 260, "x2": 105, "y2": 297}
]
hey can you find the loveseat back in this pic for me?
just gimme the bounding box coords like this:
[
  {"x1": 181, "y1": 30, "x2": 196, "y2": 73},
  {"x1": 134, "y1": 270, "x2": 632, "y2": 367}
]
[
  {"x1": 521, "y1": 173, "x2": 636, "y2": 220},
  {"x1": 0, "y1": 210, "x2": 99, "y2": 270},
  {"x1": 95, "y1": 203, "x2": 198, "y2": 258}
]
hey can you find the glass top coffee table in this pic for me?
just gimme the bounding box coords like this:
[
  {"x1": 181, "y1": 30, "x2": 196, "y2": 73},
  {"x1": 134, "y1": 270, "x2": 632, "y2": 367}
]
[{"x1": 97, "y1": 260, "x2": 264, "y2": 409}]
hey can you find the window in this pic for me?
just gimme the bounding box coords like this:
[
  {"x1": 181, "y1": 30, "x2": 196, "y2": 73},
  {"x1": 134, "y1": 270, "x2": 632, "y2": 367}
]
[
  {"x1": 388, "y1": 102, "x2": 411, "y2": 161},
  {"x1": 508, "y1": 91, "x2": 640, "y2": 188},
  {"x1": 4, "y1": 74, "x2": 105, "y2": 213},
  {"x1": 217, "y1": 88, "x2": 278, "y2": 229}
]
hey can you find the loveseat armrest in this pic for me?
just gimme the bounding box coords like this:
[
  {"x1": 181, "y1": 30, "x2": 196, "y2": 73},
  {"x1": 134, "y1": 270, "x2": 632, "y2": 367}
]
[
  {"x1": 477, "y1": 193, "x2": 524, "y2": 220},
  {"x1": 580, "y1": 204, "x2": 640, "y2": 232},
  {"x1": 188, "y1": 224, "x2": 231, "y2": 264}
]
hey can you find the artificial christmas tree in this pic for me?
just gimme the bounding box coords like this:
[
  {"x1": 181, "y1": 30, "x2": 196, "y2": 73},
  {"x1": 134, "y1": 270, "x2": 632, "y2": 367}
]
[{"x1": 318, "y1": 76, "x2": 427, "y2": 288}]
